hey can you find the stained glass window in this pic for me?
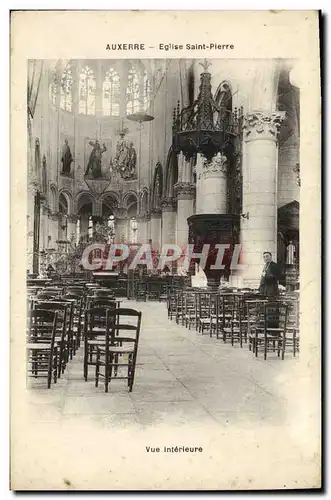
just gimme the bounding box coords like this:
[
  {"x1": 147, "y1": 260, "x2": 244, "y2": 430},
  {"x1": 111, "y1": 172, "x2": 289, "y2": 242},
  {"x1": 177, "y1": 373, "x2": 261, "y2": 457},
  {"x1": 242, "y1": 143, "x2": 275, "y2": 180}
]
[
  {"x1": 126, "y1": 67, "x2": 140, "y2": 114},
  {"x1": 103, "y1": 68, "x2": 120, "y2": 116},
  {"x1": 79, "y1": 66, "x2": 96, "y2": 115},
  {"x1": 60, "y1": 66, "x2": 73, "y2": 112}
]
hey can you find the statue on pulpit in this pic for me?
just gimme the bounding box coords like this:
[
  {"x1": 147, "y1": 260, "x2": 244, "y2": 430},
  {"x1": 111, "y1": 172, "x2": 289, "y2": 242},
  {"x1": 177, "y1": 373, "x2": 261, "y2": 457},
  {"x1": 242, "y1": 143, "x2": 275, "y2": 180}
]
[
  {"x1": 61, "y1": 139, "x2": 73, "y2": 175},
  {"x1": 85, "y1": 140, "x2": 107, "y2": 179},
  {"x1": 286, "y1": 240, "x2": 296, "y2": 265}
]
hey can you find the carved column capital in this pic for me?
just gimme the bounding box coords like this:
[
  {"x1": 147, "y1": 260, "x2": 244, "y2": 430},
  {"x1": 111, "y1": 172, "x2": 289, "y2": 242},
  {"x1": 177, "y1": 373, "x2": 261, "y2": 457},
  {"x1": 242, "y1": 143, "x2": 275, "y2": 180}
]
[
  {"x1": 243, "y1": 111, "x2": 285, "y2": 142},
  {"x1": 150, "y1": 208, "x2": 162, "y2": 218},
  {"x1": 199, "y1": 153, "x2": 228, "y2": 180},
  {"x1": 174, "y1": 182, "x2": 196, "y2": 200},
  {"x1": 161, "y1": 197, "x2": 177, "y2": 212},
  {"x1": 67, "y1": 214, "x2": 78, "y2": 223}
]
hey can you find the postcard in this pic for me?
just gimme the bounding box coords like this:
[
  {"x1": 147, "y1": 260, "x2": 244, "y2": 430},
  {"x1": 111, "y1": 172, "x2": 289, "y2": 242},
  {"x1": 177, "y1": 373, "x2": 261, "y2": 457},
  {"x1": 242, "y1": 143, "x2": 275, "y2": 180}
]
[{"x1": 10, "y1": 10, "x2": 321, "y2": 490}]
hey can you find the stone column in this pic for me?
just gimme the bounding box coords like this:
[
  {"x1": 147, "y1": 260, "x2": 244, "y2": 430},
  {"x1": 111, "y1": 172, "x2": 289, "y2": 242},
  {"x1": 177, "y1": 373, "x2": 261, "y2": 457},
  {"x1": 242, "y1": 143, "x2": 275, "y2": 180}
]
[
  {"x1": 150, "y1": 208, "x2": 162, "y2": 251},
  {"x1": 39, "y1": 201, "x2": 49, "y2": 251},
  {"x1": 196, "y1": 152, "x2": 228, "y2": 215},
  {"x1": 174, "y1": 182, "x2": 195, "y2": 249},
  {"x1": 241, "y1": 111, "x2": 285, "y2": 287},
  {"x1": 161, "y1": 197, "x2": 177, "y2": 247},
  {"x1": 146, "y1": 211, "x2": 151, "y2": 242},
  {"x1": 48, "y1": 212, "x2": 59, "y2": 250},
  {"x1": 137, "y1": 215, "x2": 148, "y2": 244},
  {"x1": 67, "y1": 214, "x2": 77, "y2": 243}
]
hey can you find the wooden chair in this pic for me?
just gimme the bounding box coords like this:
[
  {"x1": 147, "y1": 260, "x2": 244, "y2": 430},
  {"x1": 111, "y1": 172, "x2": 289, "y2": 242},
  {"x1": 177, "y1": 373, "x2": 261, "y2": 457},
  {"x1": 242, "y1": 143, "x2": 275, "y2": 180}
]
[
  {"x1": 27, "y1": 310, "x2": 58, "y2": 388},
  {"x1": 248, "y1": 301, "x2": 289, "y2": 360},
  {"x1": 33, "y1": 300, "x2": 72, "y2": 376},
  {"x1": 183, "y1": 291, "x2": 197, "y2": 329},
  {"x1": 95, "y1": 308, "x2": 142, "y2": 393},
  {"x1": 198, "y1": 291, "x2": 216, "y2": 335},
  {"x1": 83, "y1": 306, "x2": 115, "y2": 381}
]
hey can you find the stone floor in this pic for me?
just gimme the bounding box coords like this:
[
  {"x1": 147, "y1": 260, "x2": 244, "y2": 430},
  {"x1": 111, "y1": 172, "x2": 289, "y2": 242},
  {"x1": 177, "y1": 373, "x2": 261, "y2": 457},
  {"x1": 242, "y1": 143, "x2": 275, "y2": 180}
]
[
  {"x1": 26, "y1": 299, "x2": 299, "y2": 429},
  {"x1": 19, "y1": 300, "x2": 313, "y2": 490}
]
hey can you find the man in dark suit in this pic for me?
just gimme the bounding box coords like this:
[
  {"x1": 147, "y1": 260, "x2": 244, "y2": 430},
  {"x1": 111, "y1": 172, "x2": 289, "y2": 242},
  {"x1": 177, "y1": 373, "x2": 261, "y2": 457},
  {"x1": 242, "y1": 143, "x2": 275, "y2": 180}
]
[{"x1": 258, "y1": 251, "x2": 282, "y2": 297}]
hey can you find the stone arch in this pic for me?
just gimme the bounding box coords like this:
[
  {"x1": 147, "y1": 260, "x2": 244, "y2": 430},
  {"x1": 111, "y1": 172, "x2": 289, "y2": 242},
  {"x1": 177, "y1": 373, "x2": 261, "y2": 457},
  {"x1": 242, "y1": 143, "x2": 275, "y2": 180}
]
[
  {"x1": 58, "y1": 188, "x2": 73, "y2": 214},
  {"x1": 49, "y1": 184, "x2": 57, "y2": 212},
  {"x1": 76, "y1": 190, "x2": 95, "y2": 213},
  {"x1": 163, "y1": 147, "x2": 178, "y2": 198},
  {"x1": 124, "y1": 192, "x2": 138, "y2": 218},
  {"x1": 100, "y1": 191, "x2": 120, "y2": 214},
  {"x1": 139, "y1": 188, "x2": 149, "y2": 215},
  {"x1": 122, "y1": 190, "x2": 138, "y2": 208}
]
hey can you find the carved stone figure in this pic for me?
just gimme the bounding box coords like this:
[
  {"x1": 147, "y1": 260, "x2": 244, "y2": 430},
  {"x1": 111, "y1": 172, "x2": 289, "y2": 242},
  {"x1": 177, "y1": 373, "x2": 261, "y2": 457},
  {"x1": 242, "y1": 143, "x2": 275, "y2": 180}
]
[
  {"x1": 112, "y1": 136, "x2": 137, "y2": 180},
  {"x1": 85, "y1": 140, "x2": 107, "y2": 179},
  {"x1": 61, "y1": 139, "x2": 73, "y2": 175},
  {"x1": 286, "y1": 240, "x2": 296, "y2": 265}
]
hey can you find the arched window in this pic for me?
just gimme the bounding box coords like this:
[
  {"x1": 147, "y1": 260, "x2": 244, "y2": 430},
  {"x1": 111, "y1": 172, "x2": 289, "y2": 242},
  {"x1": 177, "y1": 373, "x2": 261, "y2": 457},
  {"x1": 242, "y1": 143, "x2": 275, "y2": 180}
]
[
  {"x1": 79, "y1": 66, "x2": 96, "y2": 115},
  {"x1": 103, "y1": 68, "x2": 120, "y2": 116},
  {"x1": 143, "y1": 70, "x2": 151, "y2": 110},
  {"x1": 126, "y1": 66, "x2": 140, "y2": 114},
  {"x1": 60, "y1": 65, "x2": 73, "y2": 112}
]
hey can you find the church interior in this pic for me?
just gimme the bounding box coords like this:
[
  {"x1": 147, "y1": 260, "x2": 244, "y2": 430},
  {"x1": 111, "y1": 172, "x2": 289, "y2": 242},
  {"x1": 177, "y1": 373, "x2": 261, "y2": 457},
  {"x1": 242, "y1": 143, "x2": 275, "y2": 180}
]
[{"x1": 26, "y1": 58, "x2": 301, "y2": 438}]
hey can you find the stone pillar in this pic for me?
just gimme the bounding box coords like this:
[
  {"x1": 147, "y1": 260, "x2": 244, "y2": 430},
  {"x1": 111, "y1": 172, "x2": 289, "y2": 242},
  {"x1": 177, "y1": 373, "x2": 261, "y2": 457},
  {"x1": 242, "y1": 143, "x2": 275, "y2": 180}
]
[
  {"x1": 150, "y1": 208, "x2": 162, "y2": 251},
  {"x1": 93, "y1": 199, "x2": 102, "y2": 217},
  {"x1": 115, "y1": 219, "x2": 128, "y2": 243},
  {"x1": 39, "y1": 201, "x2": 49, "y2": 251},
  {"x1": 146, "y1": 212, "x2": 151, "y2": 242},
  {"x1": 161, "y1": 198, "x2": 177, "y2": 246},
  {"x1": 137, "y1": 216, "x2": 148, "y2": 244},
  {"x1": 67, "y1": 214, "x2": 77, "y2": 243},
  {"x1": 174, "y1": 182, "x2": 195, "y2": 249},
  {"x1": 196, "y1": 152, "x2": 228, "y2": 215},
  {"x1": 241, "y1": 111, "x2": 285, "y2": 287},
  {"x1": 48, "y1": 212, "x2": 59, "y2": 250}
]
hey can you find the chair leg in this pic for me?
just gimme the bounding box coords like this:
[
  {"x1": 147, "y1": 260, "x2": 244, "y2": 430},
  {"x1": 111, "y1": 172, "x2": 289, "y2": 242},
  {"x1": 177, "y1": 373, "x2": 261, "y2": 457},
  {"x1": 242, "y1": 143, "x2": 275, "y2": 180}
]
[
  {"x1": 83, "y1": 340, "x2": 88, "y2": 381},
  {"x1": 95, "y1": 350, "x2": 100, "y2": 387}
]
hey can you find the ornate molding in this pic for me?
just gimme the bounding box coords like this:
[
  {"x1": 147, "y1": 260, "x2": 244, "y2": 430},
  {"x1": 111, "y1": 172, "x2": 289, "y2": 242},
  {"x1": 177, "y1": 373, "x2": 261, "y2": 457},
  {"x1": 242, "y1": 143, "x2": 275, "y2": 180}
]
[
  {"x1": 150, "y1": 208, "x2": 162, "y2": 218},
  {"x1": 243, "y1": 111, "x2": 285, "y2": 142},
  {"x1": 199, "y1": 152, "x2": 228, "y2": 180},
  {"x1": 49, "y1": 211, "x2": 60, "y2": 221},
  {"x1": 174, "y1": 182, "x2": 196, "y2": 200},
  {"x1": 161, "y1": 197, "x2": 177, "y2": 211}
]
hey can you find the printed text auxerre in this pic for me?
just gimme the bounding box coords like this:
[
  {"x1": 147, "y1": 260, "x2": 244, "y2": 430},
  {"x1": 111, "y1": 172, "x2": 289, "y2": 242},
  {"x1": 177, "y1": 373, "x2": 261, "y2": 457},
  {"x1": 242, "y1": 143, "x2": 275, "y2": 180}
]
[{"x1": 105, "y1": 43, "x2": 234, "y2": 51}]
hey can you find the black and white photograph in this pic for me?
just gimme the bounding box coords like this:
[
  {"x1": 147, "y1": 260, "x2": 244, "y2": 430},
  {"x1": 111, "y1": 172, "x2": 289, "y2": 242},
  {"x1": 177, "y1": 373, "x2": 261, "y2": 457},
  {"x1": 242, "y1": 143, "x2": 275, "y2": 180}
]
[{"x1": 11, "y1": 10, "x2": 321, "y2": 491}]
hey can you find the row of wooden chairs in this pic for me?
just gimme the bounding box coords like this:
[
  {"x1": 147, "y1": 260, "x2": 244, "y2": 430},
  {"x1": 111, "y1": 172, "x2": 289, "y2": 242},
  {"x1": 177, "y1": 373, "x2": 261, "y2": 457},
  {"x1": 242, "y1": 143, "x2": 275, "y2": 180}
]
[
  {"x1": 27, "y1": 281, "x2": 142, "y2": 391},
  {"x1": 168, "y1": 288, "x2": 300, "y2": 360}
]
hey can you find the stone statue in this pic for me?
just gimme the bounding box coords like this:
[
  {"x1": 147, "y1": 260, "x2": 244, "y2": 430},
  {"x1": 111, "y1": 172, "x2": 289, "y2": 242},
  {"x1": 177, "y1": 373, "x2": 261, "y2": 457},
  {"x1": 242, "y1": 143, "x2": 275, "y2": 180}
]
[
  {"x1": 85, "y1": 140, "x2": 107, "y2": 179},
  {"x1": 286, "y1": 240, "x2": 296, "y2": 265},
  {"x1": 112, "y1": 136, "x2": 137, "y2": 180},
  {"x1": 61, "y1": 139, "x2": 73, "y2": 175}
]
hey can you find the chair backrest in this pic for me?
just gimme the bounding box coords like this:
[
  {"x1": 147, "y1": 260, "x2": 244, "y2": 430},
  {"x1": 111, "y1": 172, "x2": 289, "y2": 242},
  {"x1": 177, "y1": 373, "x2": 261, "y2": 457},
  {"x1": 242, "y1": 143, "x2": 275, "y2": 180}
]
[
  {"x1": 36, "y1": 291, "x2": 60, "y2": 300},
  {"x1": 106, "y1": 308, "x2": 142, "y2": 346},
  {"x1": 28, "y1": 309, "x2": 58, "y2": 344},
  {"x1": 263, "y1": 302, "x2": 288, "y2": 332},
  {"x1": 87, "y1": 298, "x2": 117, "y2": 310},
  {"x1": 34, "y1": 300, "x2": 72, "y2": 333}
]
